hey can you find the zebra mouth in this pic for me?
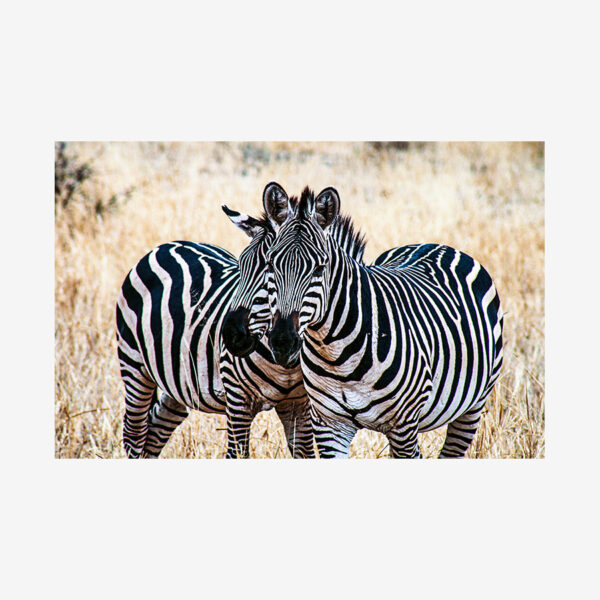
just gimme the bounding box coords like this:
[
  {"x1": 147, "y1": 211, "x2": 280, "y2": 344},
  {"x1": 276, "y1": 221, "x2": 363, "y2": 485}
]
[
  {"x1": 270, "y1": 347, "x2": 300, "y2": 368},
  {"x1": 285, "y1": 351, "x2": 301, "y2": 368},
  {"x1": 269, "y1": 345, "x2": 300, "y2": 368}
]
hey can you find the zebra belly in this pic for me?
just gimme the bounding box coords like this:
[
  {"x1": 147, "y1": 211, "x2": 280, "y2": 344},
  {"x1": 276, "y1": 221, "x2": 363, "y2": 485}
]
[{"x1": 143, "y1": 352, "x2": 228, "y2": 414}]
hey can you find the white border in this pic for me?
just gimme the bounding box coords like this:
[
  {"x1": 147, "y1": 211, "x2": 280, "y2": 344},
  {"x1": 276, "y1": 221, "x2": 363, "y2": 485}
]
[{"x1": 4, "y1": 2, "x2": 599, "y2": 598}]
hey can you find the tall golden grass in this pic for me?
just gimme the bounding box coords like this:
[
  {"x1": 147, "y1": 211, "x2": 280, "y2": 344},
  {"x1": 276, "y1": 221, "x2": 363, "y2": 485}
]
[{"x1": 55, "y1": 141, "x2": 544, "y2": 458}]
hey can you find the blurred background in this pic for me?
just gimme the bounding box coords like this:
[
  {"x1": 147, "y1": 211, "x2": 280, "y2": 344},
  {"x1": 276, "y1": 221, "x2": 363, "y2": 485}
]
[{"x1": 55, "y1": 141, "x2": 544, "y2": 458}]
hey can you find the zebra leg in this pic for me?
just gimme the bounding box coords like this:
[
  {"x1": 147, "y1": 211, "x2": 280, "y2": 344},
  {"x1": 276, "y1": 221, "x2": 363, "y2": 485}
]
[
  {"x1": 225, "y1": 394, "x2": 257, "y2": 459},
  {"x1": 387, "y1": 420, "x2": 422, "y2": 458},
  {"x1": 275, "y1": 398, "x2": 315, "y2": 458},
  {"x1": 439, "y1": 402, "x2": 486, "y2": 458},
  {"x1": 311, "y1": 407, "x2": 357, "y2": 459},
  {"x1": 141, "y1": 393, "x2": 190, "y2": 458},
  {"x1": 121, "y1": 362, "x2": 158, "y2": 459}
]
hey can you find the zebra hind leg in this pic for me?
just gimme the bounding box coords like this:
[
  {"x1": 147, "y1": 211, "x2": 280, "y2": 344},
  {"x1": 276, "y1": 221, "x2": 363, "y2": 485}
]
[
  {"x1": 142, "y1": 393, "x2": 190, "y2": 458},
  {"x1": 439, "y1": 402, "x2": 486, "y2": 458},
  {"x1": 275, "y1": 398, "x2": 315, "y2": 458},
  {"x1": 122, "y1": 367, "x2": 158, "y2": 459}
]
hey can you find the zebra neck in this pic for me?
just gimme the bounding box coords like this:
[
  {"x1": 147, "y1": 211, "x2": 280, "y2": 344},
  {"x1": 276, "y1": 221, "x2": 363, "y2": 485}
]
[{"x1": 307, "y1": 241, "x2": 364, "y2": 348}]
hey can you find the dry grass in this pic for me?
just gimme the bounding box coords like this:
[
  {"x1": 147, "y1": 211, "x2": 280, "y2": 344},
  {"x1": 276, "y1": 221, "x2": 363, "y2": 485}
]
[{"x1": 55, "y1": 141, "x2": 544, "y2": 458}]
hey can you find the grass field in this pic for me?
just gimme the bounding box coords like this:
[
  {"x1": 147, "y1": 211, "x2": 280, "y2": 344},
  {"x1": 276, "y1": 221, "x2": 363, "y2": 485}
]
[{"x1": 54, "y1": 141, "x2": 544, "y2": 458}]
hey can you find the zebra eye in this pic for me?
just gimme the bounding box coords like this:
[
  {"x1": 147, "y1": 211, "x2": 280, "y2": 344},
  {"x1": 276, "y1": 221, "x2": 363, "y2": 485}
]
[{"x1": 314, "y1": 265, "x2": 325, "y2": 277}]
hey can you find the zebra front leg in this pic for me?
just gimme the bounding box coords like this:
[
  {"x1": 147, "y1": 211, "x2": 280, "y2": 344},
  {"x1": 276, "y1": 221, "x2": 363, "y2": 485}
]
[
  {"x1": 225, "y1": 395, "x2": 257, "y2": 459},
  {"x1": 142, "y1": 393, "x2": 190, "y2": 458},
  {"x1": 387, "y1": 420, "x2": 422, "y2": 458},
  {"x1": 275, "y1": 397, "x2": 315, "y2": 458},
  {"x1": 311, "y1": 407, "x2": 357, "y2": 459},
  {"x1": 439, "y1": 401, "x2": 486, "y2": 458}
]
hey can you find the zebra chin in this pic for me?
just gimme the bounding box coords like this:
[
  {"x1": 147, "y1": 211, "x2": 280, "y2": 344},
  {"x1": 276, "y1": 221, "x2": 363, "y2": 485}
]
[
  {"x1": 222, "y1": 307, "x2": 259, "y2": 357},
  {"x1": 268, "y1": 312, "x2": 302, "y2": 368},
  {"x1": 269, "y1": 344, "x2": 301, "y2": 368}
]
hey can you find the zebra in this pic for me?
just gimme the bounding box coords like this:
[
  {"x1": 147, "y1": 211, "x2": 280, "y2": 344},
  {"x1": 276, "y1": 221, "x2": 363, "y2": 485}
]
[
  {"x1": 259, "y1": 184, "x2": 503, "y2": 458},
  {"x1": 116, "y1": 200, "x2": 314, "y2": 459},
  {"x1": 221, "y1": 183, "x2": 367, "y2": 449},
  {"x1": 116, "y1": 183, "x2": 369, "y2": 459}
]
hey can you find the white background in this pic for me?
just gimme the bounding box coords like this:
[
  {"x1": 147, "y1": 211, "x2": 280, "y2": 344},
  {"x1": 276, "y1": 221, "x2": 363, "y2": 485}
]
[{"x1": 2, "y1": 1, "x2": 598, "y2": 598}]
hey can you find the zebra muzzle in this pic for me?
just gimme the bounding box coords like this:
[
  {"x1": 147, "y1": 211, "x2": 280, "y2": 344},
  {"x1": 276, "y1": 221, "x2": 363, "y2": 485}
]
[
  {"x1": 268, "y1": 312, "x2": 301, "y2": 367},
  {"x1": 222, "y1": 307, "x2": 258, "y2": 357}
]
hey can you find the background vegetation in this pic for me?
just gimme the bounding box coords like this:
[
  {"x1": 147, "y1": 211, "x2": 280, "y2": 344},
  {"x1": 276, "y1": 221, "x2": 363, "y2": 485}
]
[{"x1": 55, "y1": 141, "x2": 544, "y2": 458}]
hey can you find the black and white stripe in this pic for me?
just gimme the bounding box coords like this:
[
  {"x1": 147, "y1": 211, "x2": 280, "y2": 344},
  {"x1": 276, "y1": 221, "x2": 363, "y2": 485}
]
[
  {"x1": 221, "y1": 183, "x2": 373, "y2": 456},
  {"x1": 116, "y1": 229, "x2": 313, "y2": 458},
  {"x1": 262, "y1": 185, "x2": 504, "y2": 458},
  {"x1": 117, "y1": 186, "x2": 370, "y2": 460}
]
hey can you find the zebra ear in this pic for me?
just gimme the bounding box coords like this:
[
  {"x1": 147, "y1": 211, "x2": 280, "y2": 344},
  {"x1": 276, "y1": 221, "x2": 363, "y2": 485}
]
[
  {"x1": 263, "y1": 182, "x2": 290, "y2": 231},
  {"x1": 222, "y1": 205, "x2": 264, "y2": 238},
  {"x1": 314, "y1": 187, "x2": 340, "y2": 230}
]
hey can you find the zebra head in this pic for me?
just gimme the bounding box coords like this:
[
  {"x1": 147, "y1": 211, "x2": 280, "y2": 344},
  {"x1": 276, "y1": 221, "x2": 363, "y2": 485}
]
[
  {"x1": 221, "y1": 203, "x2": 275, "y2": 357},
  {"x1": 263, "y1": 184, "x2": 340, "y2": 367}
]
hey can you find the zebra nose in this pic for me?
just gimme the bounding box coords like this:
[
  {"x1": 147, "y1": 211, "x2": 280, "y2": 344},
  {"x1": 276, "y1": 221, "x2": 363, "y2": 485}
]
[
  {"x1": 268, "y1": 312, "x2": 301, "y2": 367},
  {"x1": 223, "y1": 307, "x2": 257, "y2": 357}
]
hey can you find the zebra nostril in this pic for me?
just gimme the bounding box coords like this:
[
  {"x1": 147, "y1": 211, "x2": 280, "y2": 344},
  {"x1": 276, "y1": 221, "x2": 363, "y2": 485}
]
[{"x1": 292, "y1": 311, "x2": 300, "y2": 330}]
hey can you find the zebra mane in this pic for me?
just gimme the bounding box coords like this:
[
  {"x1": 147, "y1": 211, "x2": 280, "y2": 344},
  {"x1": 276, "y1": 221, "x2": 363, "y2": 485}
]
[
  {"x1": 285, "y1": 193, "x2": 301, "y2": 214},
  {"x1": 298, "y1": 186, "x2": 313, "y2": 217},
  {"x1": 292, "y1": 186, "x2": 367, "y2": 263},
  {"x1": 256, "y1": 211, "x2": 275, "y2": 235},
  {"x1": 329, "y1": 213, "x2": 367, "y2": 264},
  {"x1": 298, "y1": 186, "x2": 367, "y2": 264},
  {"x1": 283, "y1": 186, "x2": 313, "y2": 220}
]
